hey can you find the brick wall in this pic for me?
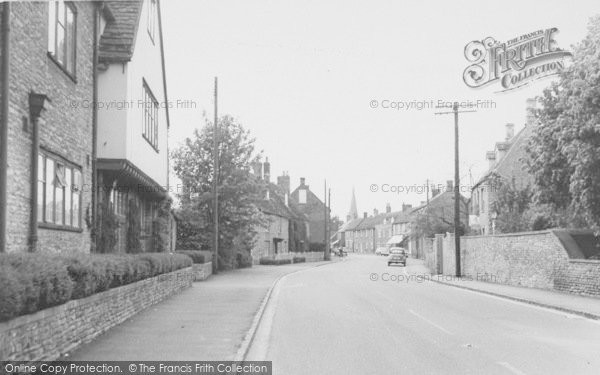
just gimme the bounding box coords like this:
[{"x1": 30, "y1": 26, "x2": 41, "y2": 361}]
[
  {"x1": 6, "y1": 2, "x2": 95, "y2": 254},
  {"x1": 0, "y1": 267, "x2": 194, "y2": 361}
]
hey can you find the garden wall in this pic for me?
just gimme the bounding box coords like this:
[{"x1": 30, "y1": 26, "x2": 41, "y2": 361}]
[
  {"x1": 192, "y1": 261, "x2": 213, "y2": 281},
  {"x1": 0, "y1": 267, "x2": 194, "y2": 361}
]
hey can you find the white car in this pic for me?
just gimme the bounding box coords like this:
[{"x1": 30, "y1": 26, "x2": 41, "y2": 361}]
[{"x1": 375, "y1": 247, "x2": 390, "y2": 256}]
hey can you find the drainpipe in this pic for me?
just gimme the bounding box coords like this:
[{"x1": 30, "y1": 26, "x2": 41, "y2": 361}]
[
  {"x1": 91, "y1": 3, "x2": 100, "y2": 252},
  {"x1": 28, "y1": 93, "x2": 48, "y2": 252},
  {"x1": 0, "y1": 2, "x2": 10, "y2": 253}
]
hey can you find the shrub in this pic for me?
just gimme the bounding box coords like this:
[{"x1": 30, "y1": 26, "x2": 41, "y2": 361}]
[
  {"x1": 259, "y1": 257, "x2": 292, "y2": 265},
  {"x1": 292, "y1": 256, "x2": 306, "y2": 263},
  {"x1": 0, "y1": 264, "x2": 24, "y2": 321},
  {"x1": 0, "y1": 252, "x2": 192, "y2": 322},
  {"x1": 236, "y1": 251, "x2": 253, "y2": 268},
  {"x1": 176, "y1": 250, "x2": 206, "y2": 264}
]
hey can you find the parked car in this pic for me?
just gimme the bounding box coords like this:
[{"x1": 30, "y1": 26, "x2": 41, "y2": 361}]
[
  {"x1": 387, "y1": 247, "x2": 407, "y2": 266},
  {"x1": 375, "y1": 247, "x2": 390, "y2": 256}
]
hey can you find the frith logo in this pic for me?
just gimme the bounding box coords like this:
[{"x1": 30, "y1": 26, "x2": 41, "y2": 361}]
[{"x1": 463, "y1": 28, "x2": 572, "y2": 91}]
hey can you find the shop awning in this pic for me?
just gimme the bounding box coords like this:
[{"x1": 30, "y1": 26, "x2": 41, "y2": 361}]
[{"x1": 386, "y1": 235, "x2": 405, "y2": 245}]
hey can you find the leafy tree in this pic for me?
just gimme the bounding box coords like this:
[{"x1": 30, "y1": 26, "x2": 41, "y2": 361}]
[
  {"x1": 410, "y1": 198, "x2": 469, "y2": 238},
  {"x1": 526, "y1": 15, "x2": 600, "y2": 232},
  {"x1": 489, "y1": 174, "x2": 533, "y2": 233},
  {"x1": 172, "y1": 115, "x2": 266, "y2": 270}
]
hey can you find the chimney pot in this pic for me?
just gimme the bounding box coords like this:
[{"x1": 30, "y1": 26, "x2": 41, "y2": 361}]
[
  {"x1": 386, "y1": 203, "x2": 391, "y2": 213},
  {"x1": 446, "y1": 180, "x2": 454, "y2": 192},
  {"x1": 300, "y1": 177, "x2": 306, "y2": 186},
  {"x1": 505, "y1": 123, "x2": 515, "y2": 141},
  {"x1": 363, "y1": 212, "x2": 368, "y2": 219},
  {"x1": 263, "y1": 158, "x2": 271, "y2": 183}
]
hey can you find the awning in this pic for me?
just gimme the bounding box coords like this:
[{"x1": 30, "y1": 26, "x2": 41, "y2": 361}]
[
  {"x1": 386, "y1": 235, "x2": 405, "y2": 245},
  {"x1": 331, "y1": 239, "x2": 340, "y2": 247}
]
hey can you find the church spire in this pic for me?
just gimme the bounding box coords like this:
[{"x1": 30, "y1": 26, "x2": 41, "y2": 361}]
[{"x1": 348, "y1": 187, "x2": 358, "y2": 220}]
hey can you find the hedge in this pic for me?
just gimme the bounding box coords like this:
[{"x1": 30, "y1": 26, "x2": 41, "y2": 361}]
[
  {"x1": 259, "y1": 257, "x2": 292, "y2": 265},
  {"x1": 176, "y1": 250, "x2": 206, "y2": 264},
  {"x1": 0, "y1": 252, "x2": 192, "y2": 322},
  {"x1": 292, "y1": 256, "x2": 306, "y2": 263}
]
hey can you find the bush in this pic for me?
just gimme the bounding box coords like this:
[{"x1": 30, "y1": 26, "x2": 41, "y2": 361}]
[
  {"x1": 236, "y1": 251, "x2": 253, "y2": 268},
  {"x1": 292, "y1": 256, "x2": 306, "y2": 263},
  {"x1": 308, "y1": 242, "x2": 325, "y2": 252},
  {"x1": 259, "y1": 257, "x2": 292, "y2": 265},
  {"x1": 176, "y1": 250, "x2": 206, "y2": 264},
  {"x1": 0, "y1": 252, "x2": 192, "y2": 322}
]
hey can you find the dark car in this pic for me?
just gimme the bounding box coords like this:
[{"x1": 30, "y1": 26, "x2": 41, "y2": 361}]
[{"x1": 387, "y1": 247, "x2": 407, "y2": 266}]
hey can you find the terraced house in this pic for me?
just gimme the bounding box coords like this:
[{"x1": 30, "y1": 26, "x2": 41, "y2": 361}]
[{"x1": 0, "y1": 0, "x2": 170, "y2": 254}]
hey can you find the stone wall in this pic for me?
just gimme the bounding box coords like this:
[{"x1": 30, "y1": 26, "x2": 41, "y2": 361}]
[
  {"x1": 192, "y1": 261, "x2": 213, "y2": 281},
  {"x1": 0, "y1": 267, "x2": 194, "y2": 361},
  {"x1": 460, "y1": 231, "x2": 568, "y2": 289},
  {"x1": 554, "y1": 259, "x2": 600, "y2": 296}
]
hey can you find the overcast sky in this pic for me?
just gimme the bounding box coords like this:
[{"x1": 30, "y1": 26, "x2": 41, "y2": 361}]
[{"x1": 161, "y1": 0, "x2": 600, "y2": 219}]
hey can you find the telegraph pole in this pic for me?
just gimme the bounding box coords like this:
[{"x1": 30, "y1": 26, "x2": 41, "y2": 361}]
[
  {"x1": 434, "y1": 102, "x2": 475, "y2": 277},
  {"x1": 213, "y1": 77, "x2": 219, "y2": 274},
  {"x1": 324, "y1": 180, "x2": 329, "y2": 261}
]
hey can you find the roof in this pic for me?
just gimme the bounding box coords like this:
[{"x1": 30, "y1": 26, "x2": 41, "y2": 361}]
[
  {"x1": 473, "y1": 124, "x2": 535, "y2": 189},
  {"x1": 99, "y1": 1, "x2": 143, "y2": 63},
  {"x1": 411, "y1": 190, "x2": 467, "y2": 214},
  {"x1": 341, "y1": 209, "x2": 411, "y2": 232}
]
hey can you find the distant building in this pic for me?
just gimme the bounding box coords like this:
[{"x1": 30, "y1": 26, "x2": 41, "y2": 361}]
[
  {"x1": 250, "y1": 161, "x2": 309, "y2": 263},
  {"x1": 290, "y1": 177, "x2": 336, "y2": 246},
  {"x1": 470, "y1": 99, "x2": 537, "y2": 235}
]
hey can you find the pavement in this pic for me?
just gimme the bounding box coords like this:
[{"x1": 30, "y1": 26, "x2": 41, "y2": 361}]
[
  {"x1": 66, "y1": 261, "x2": 334, "y2": 360},
  {"x1": 404, "y1": 258, "x2": 600, "y2": 321},
  {"x1": 246, "y1": 254, "x2": 600, "y2": 375}
]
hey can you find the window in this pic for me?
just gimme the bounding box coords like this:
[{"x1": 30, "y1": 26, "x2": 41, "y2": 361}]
[
  {"x1": 142, "y1": 81, "x2": 159, "y2": 150},
  {"x1": 38, "y1": 152, "x2": 82, "y2": 229},
  {"x1": 147, "y1": 0, "x2": 157, "y2": 42},
  {"x1": 298, "y1": 189, "x2": 307, "y2": 204},
  {"x1": 48, "y1": 1, "x2": 76, "y2": 76}
]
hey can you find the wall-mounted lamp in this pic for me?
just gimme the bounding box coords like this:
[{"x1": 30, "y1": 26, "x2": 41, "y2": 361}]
[{"x1": 29, "y1": 92, "x2": 49, "y2": 119}]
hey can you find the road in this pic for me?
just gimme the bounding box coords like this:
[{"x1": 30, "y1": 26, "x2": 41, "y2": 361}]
[{"x1": 246, "y1": 254, "x2": 600, "y2": 375}]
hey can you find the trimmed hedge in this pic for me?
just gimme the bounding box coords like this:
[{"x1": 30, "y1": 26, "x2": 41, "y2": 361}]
[
  {"x1": 0, "y1": 252, "x2": 192, "y2": 322},
  {"x1": 259, "y1": 257, "x2": 292, "y2": 265},
  {"x1": 176, "y1": 250, "x2": 206, "y2": 264},
  {"x1": 292, "y1": 256, "x2": 306, "y2": 263}
]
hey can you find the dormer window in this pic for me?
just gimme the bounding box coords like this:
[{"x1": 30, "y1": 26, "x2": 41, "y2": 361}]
[
  {"x1": 147, "y1": 0, "x2": 157, "y2": 43},
  {"x1": 48, "y1": 0, "x2": 77, "y2": 77}
]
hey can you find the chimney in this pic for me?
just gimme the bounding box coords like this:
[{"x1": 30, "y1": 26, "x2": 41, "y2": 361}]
[
  {"x1": 486, "y1": 151, "x2": 496, "y2": 169},
  {"x1": 496, "y1": 142, "x2": 509, "y2": 161},
  {"x1": 263, "y1": 157, "x2": 271, "y2": 183},
  {"x1": 252, "y1": 161, "x2": 262, "y2": 178},
  {"x1": 420, "y1": 201, "x2": 427, "y2": 206},
  {"x1": 363, "y1": 212, "x2": 368, "y2": 219},
  {"x1": 402, "y1": 203, "x2": 412, "y2": 212},
  {"x1": 526, "y1": 98, "x2": 537, "y2": 126},
  {"x1": 277, "y1": 172, "x2": 290, "y2": 195},
  {"x1": 431, "y1": 187, "x2": 440, "y2": 197},
  {"x1": 446, "y1": 180, "x2": 454, "y2": 192},
  {"x1": 505, "y1": 123, "x2": 515, "y2": 141},
  {"x1": 346, "y1": 214, "x2": 351, "y2": 222},
  {"x1": 373, "y1": 208, "x2": 379, "y2": 216},
  {"x1": 300, "y1": 177, "x2": 306, "y2": 187},
  {"x1": 385, "y1": 203, "x2": 391, "y2": 213}
]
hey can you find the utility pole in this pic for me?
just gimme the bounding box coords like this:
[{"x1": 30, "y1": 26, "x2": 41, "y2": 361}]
[
  {"x1": 327, "y1": 187, "x2": 331, "y2": 260},
  {"x1": 213, "y1": 77, "x2": 219, "y2": 274},
  {"x1": 434, "y1": 102, "x2": 476, "y2": 277},
  {"x1": 324, "y1": 180, "x2": 330, "y2": 261}
]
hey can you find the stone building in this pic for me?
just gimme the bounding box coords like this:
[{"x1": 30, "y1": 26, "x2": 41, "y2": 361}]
[
  {"x1": 0, "y1": 0, "x2": 171, "y2": 254},
  {"x1": 0, "y1": 1, "x2": 98, "y2": 253}
]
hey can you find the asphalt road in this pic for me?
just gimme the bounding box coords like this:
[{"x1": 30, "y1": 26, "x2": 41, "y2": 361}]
[{"x1": 247, "y1": 254, "x2": 600, "y2": 375}]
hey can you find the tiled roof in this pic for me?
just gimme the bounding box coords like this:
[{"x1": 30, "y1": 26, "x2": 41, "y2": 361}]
[
  {"x1": 474, "y1": 124, "x2": 535, "y2": 189},
  {"x1": 255, "y1": 184, "x2": 296, "y2": 219},
  {"x1": 99, "y1": 1, "x2": 143, "y2": 63}
]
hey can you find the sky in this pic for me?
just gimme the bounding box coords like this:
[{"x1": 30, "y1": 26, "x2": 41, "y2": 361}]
[{"x1": 160, "y1": 0, "x2": 600, "y2": 220}]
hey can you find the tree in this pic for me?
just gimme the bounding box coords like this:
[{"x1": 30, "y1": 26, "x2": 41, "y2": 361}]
[
  {"x1": 171, "y1": 115, "x2": 267, "y2": 270},
  {"x1": 409, "y1": 198, "x2": 469, "y2": 239},
  {"x1": 526, "y1": 15, "x2": 600, "y2": 232},
  {"x1": 489, "y1": 174, "x2": 533, "y2": 233}
]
